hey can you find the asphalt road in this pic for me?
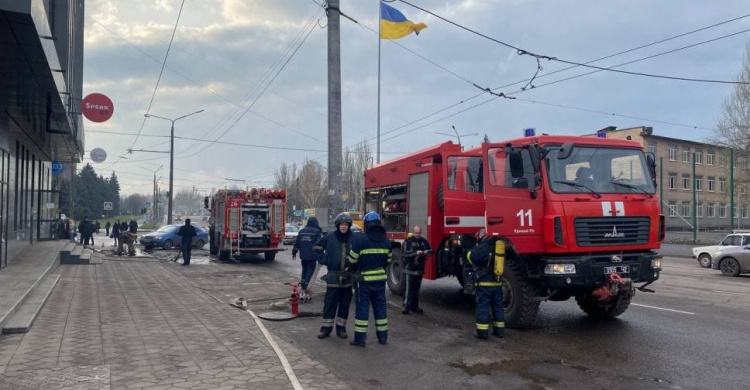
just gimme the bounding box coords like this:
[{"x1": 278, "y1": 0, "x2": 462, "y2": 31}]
[{"x1": 242, "y1": 244, "x2": 750, "y2": 390}]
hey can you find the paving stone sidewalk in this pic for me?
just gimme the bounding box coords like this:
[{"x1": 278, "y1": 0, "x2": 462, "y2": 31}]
[{"x1": 0, "y1": 256, "x2": 349, "y2": 389}]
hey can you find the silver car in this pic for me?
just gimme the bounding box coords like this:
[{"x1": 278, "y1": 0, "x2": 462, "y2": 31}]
[{"x1": 711, "y1": 246, "x2": 750, "y2": 276}]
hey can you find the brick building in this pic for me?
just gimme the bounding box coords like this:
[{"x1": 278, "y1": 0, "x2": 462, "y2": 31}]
[{"x1": 600, "y1": 126, "x2": 747, "y2": 231}]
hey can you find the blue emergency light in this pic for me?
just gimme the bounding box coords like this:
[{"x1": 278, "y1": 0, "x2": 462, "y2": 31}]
[
  {"x1": 524, "y1": 128, "x2": 535, "y2": 137},
  {"x1": 596, "y1": 132, "x2": 607, "y2": 138}
]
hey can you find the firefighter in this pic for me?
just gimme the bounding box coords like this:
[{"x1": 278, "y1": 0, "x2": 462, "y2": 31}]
[
  {"x1": 402, "y1": 225, "x2": 431, "y2": 314},
  {"x1": 105, "y1": 221, "x2": 111, "y2": 237},
  {"x1": 348, "y1": 212, "x2": 392, "y2": 347},
  {"x1": 177, "y1": 219, "x2": 197, "y2": 266},
  {"x1": 466, "y1": 228, "x2": 505, "y2": 340},
  {"x1": 293, "y1": 217, "x2": 323, "y2": 302},
  {"x1": 314, "y1": 213, "x2": 355, "y2": 339},
  {"x1": 118, "y1": 226, "x2": 137, "y2": 256}
]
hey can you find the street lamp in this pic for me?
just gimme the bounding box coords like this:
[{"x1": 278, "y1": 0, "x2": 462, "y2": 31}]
[
  {"x1": 433, "y1": 125, "x2": 478, "y2": 147},
  {"x1": 142, "y1": 165, "x2": 164, "y2": 225},
  {"x1": 144, "y1": 109, "x2": 204, "y2": 224}
]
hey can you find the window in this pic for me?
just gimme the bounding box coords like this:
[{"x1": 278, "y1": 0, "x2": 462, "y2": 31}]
[
  {"x1": 720, "y1": 155, "x2": 725, "y2": 167},
  {"x1": 697, "y1": 202, "x2": 703, "y2": 218},
  {"x1": 447, "y1": 156, "x2": 483, "y2": 192},
  {"x1": 682, "y1": 149, "x2": 690, "y2": 163},
  {"x1": 707, "y1": 152, "x2": 714, "y2": 165},
  {"x1": 721, "y1": 235, "x2": 742, "y2": 246},
  {"x1": 487, "y1": 148, "x2": 534, "y2": 189},
  {"x1": 695, "y1": 176, "x2": 703, "y2": 191},
  {"x1": 648, "y1": 145, "x2": 656, "y2": 155},
  {"x1": 719, "y1": 178, "x2": 726, "y2": 193},
  {"x1": 707, "y1": 203, "x2": 716, "y2": 218},
  {"x1": 682, "y1": 174, "x2": 690, "y2": 190},
  {"x1": 720, "y1": 204, "x2": 727, "y2": 219},
  {"x1": 668, "y1": 202, "x2": 678, "y2": 217},
  {"x1": 708, "y1": 177, "x2": 715, "y2": 192},
  {"x1": 669, "y1": 146, "x2": 677, "y2": 161},
  {"x1": 743, "y1": 205, "x2": 749, "y2": 219},
  {"x1": 680, "y1": 203, "x2": 691, "y2": 217},
  {"x1": 694, "y1": 150, "x2": 702, "y2": 165},
  {"x1": 668, "y1": 173, "x2": 677, "y2": 190}
]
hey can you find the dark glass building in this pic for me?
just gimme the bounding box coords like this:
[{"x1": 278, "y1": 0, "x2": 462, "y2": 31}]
[{"x1": 0, "y1": 0, "x2": 84, "y2": 267}]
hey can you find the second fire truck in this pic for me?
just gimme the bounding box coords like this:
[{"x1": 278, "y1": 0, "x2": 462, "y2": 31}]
[{"x1": 364, "y1": 132, "x2": 664, "y2": 328}]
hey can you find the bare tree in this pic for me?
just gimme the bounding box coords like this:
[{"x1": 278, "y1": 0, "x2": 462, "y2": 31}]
[
  {"x1": 275, "y1": 162, "x2": 298, "y2": 218},
  {"x1": 342, "y1": 140, "x2": 372, "y2": 211},
  {"x1": 297, "y1": 159, "x2": 327, "y2": 208}
]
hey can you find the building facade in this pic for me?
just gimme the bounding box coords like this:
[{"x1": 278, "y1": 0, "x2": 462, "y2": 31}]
[
  {"x1": 601, "y1": 126, "x2": 747, "y2": 231},
  {"x1": 0, "y1": 0, "x2": 84, "y2": 267}
]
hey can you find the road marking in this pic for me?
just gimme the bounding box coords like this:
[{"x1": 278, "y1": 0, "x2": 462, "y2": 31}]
[
  {"x1": 631, "y1": 303, "x2": 695, "y2": 315},
  {"x1": 244, "y1": 308, "x2": 304, "y2": 390}
]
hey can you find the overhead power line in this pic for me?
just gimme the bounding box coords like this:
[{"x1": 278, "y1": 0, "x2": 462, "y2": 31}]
[{"x1": 398, "y1": 0, "x2": 750, "y2": 85}]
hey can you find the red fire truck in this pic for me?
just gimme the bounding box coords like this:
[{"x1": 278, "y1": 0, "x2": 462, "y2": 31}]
[
  {"x1": 206, "y1": 188, "x2": 286, "y2": 261},
  {"x1": 364, "y1": 133, "x2": 664, "y2": 328}
]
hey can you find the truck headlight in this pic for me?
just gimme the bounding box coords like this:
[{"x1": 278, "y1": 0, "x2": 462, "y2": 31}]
[
  {"x1": 651, "y1": 258, "x2": 662, "y2": 270},
  {"x1": 544, "y1": 264, "x2": 576, "y2": 275}
]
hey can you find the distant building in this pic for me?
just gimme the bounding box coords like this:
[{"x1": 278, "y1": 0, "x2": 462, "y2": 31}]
[
  {"x1": 0, "y1": 0, "x2": 85, "y2": 266},
  {"x1": 599, "y1": 126, "x2": 748, "y2": 231}
]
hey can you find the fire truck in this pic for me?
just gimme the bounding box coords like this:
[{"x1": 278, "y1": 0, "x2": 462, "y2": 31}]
[
  {"x1": 206, "y1": 188, "x2": 286, "y2": 261},
  {"x1": 364, "y1": 133, "x2": 664, "y2": 328}
]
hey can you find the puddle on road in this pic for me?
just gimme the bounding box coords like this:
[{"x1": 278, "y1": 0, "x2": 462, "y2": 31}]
[{"x1": 450, "y1": 358, "x2": 592, "y2": 384}]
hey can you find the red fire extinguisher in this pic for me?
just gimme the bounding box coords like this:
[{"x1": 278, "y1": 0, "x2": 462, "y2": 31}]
[{"x1": 290, "y1": 282, "x2": 299, "y2": 315}]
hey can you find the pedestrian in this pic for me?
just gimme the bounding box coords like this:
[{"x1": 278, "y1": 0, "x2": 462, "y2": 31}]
[
  {"x1": 176, "y1": 219, "x2": 197, "y2": 266},
  {"x1": 466, "y1": 228, "x2": 505, "y2": 340},
  {"x1": 118, "y1": 230, "x2": 136, "y2": 256},
  {"x1": 348, "y1": 212, "x2": 392, "y2": 347},
  {"x1": 95, "y1": 221, "x2": 101, "y2": 234},
  {"x1": 78, "y1": 217, "x2": 88, "y2": 245},
  {"x1": 105, "y1": 221, "x2": 111, "y2": 237},
  {"x1": 111, "y1": 219, "x2": 120, "y2": 247},
  {"x1": 129, "y1": 219, "x2": 138, "y2": 234},
  {"x1": 402, "y1": 225, "x2": 432, "y2": 314},
  {"x1": 293, "y1": 217, "x2": 323, "y2": 302},
  {"x1": 313, "y1": 213, "x2": 355, "y2": 339}
]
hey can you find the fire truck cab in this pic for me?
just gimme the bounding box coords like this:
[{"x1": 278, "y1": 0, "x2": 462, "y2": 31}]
[
  {"x1": 207, "y1": 189, "x2": 286, "y2": 261},
  {"x1": 364, "y1": 134, "x2": 664, "y2": 328}
]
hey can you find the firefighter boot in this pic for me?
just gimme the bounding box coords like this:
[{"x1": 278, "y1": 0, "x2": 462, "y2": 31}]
[{"x1": 349, "y1": 340, "x2": 366, "y2": 347}]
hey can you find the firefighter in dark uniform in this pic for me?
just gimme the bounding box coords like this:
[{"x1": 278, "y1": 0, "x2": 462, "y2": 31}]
[
  {"x1": 402, "y1": 225, "x2": 431, "y2": 314},
  {"x1": 314, "y1": 213, "x2": 355, "y2": 339},
  {"x1": 293, "y1": 217, "x2": 323, "y2": 302},
  {"x1": 348, "y1": 212, "x2": 392, "y2": 347},
  {"x1": 466, "y1": 228, "x2": 505, "y2": 340}
]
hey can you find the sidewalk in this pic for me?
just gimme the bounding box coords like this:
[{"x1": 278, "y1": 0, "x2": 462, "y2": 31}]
[{"x1": 0, "y1": 253, "x2": 348, "y2": 389}]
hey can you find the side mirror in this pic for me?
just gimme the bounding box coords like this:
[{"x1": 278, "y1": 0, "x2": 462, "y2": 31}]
[
  {"x1": 646, "y1": 153, "x2": 657, "y2": 185},
  {"x1": 558, "y1": 142, "x2": 575, "y2": 159},
  {"x1": 527, "y1": 145, "x2": 541, "y2": 173}
]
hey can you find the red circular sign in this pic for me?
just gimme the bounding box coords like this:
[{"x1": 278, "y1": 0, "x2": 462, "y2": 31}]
[{"x1": 81, "y1": 93, "x2": 114, "y2": 122}]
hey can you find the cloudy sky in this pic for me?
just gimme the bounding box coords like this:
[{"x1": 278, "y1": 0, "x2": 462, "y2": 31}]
[{"x1": 80, "y1": 0, "x2": 750, "y2": 195}]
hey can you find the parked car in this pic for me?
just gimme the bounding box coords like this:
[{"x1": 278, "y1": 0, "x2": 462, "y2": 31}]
[
  {"x1": 692, "y1": 233, "x2": 750, "y2": 268},
  {"x1": 283, "y1": 225, "x2": 299, "y2": 245},
  {"x1": 711, "y1": 245, "x2": 750, "y2": 276},
  {"x1": 140, "y1": 223, "x2": 208, "y2": 250}
]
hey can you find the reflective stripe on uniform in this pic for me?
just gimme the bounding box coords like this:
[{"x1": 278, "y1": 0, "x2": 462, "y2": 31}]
[
  {"x1": 387, "y1": 252, "x2": 393, "y2": 264},
  {"x1": 355, "y1": 327, "x2": 368, "y2": 333},
  {"x1": 476, "y1": 281, "x2": 502, "y2": 287},
  {"x1": 493, "y1": 321, "x2": 505, "y2": 328},
  {"x1": 313, "y1": 245, "x2": 324, "y2": 252},
  {"x1": 355, "y1": 319, "x2": 368, "y2": 326},
  {"x1": 476, "y1": 323, "x2": 489, "y2": 330},
  {"x1": 349, "y1": 250, "x2": 360, "y2": 263},
  {"x1": 466, "y1": 251, "x2": 473, "y2": 265},
  {"x1": 375, "y1": 319, "x2": 388, "y2": 325},
  {"x1": 362, "y1": 268, "x2": 387, "y2": 282},
  {"x1": 336, "y1": 317, "x2": 347, "y2": 326},
  {"x1": 359, "y1": 248, "x2": 390, "y2": 255},
  {"x1": 376, "y1": 325, "x2": 388, "y2": 331},
  {"x1": 321, "y1": 319, "x2": 334, "y2": 326}
]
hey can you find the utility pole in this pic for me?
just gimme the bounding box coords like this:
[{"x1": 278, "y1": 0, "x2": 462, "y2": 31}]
[
  {"x1": 730, "y1": 148, "x2": 735, "y2": 231},
  {"x1": 327, "y1": 0, "x2": 343, "y2": 230},
  {"x1": 692, "y1": 151, "x2": 697, "y2": 243}
]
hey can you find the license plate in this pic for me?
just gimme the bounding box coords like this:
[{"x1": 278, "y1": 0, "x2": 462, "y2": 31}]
[{"x1": 603, "y1": 266, "x2": 629, "y2": 274}]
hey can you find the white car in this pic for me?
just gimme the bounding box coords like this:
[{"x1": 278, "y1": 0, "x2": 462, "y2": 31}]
[
  {"x1": 693, "y1": 233, "x2": 750, "y2": 268},
  {"x1": 283, "y1": 225, "x2": 299, "y2": 245}
]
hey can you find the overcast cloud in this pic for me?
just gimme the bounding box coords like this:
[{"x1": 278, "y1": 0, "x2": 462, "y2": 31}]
[{"x1": 80, "y1": 0, "x2": 750, "y2": 194}]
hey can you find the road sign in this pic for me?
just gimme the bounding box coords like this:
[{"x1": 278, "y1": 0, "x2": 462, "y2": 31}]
[
  {"x1": 51, "y1": 161, "x2": 65, "y2": 176},
  {"x1": 103, "y1": 202, "x2": 113, "y2": 211},
  {"x1": 90, "y1": 148, "x2": 107, "y2": 163},
  {"x1": 81, "y1": 93, "x2": 114, "y2": 122},
  {"x1": 293, "y1": 210, "x2": 302, "y2": 217},
  {"x1": 341, "y1": 193, "x2": 348, "y2": 201}
]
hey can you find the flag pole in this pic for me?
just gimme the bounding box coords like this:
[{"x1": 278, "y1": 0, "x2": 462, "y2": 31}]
[{"x1": 376, "y1": 0, "x2": 382, "y2": 164}]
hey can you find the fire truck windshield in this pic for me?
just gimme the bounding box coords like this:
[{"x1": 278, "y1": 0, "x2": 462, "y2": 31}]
[{"x1": 546, "y1": 146, "x2": 655, "y2": 195}]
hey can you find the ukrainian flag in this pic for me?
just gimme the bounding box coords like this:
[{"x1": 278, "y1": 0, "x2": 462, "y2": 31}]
[{"x1": 380, "y1": 2, "x2": 427, "y2": 40}]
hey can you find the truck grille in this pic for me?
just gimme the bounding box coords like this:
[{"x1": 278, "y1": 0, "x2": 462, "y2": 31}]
[{"x1": 574, "y1": 217, "x2": 650, "y2": 247}]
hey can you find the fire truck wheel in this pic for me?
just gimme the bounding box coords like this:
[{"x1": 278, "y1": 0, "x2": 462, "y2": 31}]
[
  {"x1": 502, "y1": 257, "x2": 540, "y2": 329},
  {"x1": 575, "y1": 289, "x2": 633, "y2": 318},
  {"x1": 387, "y1": 248, "x2": 405, "y2": 296},
  {"x1": 219, "y1": 249, "x2": 230, "y2": 261},
  {"x1": 264, "y1": 252, "x2": 276, "y2": 261}
]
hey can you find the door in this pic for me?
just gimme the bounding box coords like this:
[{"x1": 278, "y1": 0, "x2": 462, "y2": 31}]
[
  {"x1": 0, "y1": 149, "x2": 8, "y2": 268},
  {"x1": 408, "y1": 172, "x2": 429, "y2": 233},
  {"x1": 37, "y1": 189, "x2": 61, "y2": 241},
  {"x1": 483, "y1": 144, "x2": 544, "y2": 253}
]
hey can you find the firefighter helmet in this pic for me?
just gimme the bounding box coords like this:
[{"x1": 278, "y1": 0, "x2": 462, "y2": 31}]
[
  {"x1": 364, "y1": 212, "x2": 381, "y2": 223},
  {"x1": 334, "y1": 213, "x2": 352, "y2": 227}
]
